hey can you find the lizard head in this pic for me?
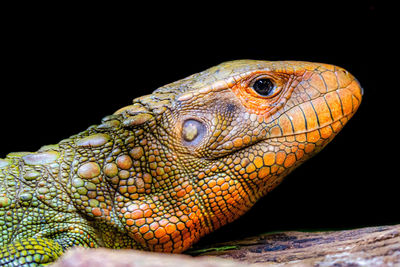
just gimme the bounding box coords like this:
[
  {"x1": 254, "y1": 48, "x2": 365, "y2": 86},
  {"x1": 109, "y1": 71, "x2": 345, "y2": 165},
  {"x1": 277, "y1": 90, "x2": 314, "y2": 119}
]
[{"x1": 112, "y1": 60, "x2": 362, "y2": 252}]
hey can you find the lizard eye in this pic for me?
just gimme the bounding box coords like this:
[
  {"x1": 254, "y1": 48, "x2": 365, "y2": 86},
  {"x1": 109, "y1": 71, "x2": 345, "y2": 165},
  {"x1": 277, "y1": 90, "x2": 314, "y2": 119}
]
[
  {"x1": 251, "y1": 78, "x2": 277, "y2": 97},
  {"x1": 182, "y1": 119, "x2": 205, "y2": 145}
]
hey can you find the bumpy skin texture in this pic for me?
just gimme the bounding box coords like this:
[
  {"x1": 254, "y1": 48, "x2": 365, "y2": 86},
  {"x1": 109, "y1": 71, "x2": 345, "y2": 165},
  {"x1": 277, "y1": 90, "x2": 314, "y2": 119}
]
[{"x1": 0, "y1": 60, "x2": 362, "y2": 266}]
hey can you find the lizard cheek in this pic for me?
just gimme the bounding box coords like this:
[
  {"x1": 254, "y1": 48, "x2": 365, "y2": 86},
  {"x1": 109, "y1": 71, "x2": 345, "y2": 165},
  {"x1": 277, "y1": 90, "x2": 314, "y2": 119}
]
[{"x1": 182, "y1": 119, "x2": 206, "y2": 145}]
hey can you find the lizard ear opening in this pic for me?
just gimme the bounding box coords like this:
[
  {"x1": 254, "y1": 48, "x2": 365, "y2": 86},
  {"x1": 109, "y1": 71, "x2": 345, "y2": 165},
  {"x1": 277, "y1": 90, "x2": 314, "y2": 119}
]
[{"x1": 182, "y1": 119, "x2": 206, "y2": 146}]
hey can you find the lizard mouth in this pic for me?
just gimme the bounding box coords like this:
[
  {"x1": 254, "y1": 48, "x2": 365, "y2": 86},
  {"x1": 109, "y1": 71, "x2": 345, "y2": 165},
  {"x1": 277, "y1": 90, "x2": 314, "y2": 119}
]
[
  {"x1": 265, "y1": 113, "x2": 356, "y2": 143},
  {"x1": 213, "y1": 85, "x2": 363, "y2": 162},
  {"x1": 262, "y1": 81, "x2": 363, "y2": 144}
]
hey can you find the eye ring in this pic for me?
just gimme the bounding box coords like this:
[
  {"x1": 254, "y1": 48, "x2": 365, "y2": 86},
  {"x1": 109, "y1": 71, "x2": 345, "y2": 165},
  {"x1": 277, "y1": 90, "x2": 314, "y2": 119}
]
[{"x1": 250, "y1": 77, "x2": 279, "y2": 98}]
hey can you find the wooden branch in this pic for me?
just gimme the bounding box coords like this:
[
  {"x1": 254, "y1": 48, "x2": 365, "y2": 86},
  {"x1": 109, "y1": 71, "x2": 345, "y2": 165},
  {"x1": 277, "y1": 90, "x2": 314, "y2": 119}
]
[
  {"x1": 53, "y1": 224, "x2": 400, "y2": 267},
  {"x1": 188, "y1": 224, "x2": 400, "y2": 266}
]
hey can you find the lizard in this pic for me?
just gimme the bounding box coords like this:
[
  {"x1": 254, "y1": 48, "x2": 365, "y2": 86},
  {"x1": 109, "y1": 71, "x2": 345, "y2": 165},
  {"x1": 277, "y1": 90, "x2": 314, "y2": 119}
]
[{"x1": 0, "y1": 60, "x2": 363, "y2": 266}]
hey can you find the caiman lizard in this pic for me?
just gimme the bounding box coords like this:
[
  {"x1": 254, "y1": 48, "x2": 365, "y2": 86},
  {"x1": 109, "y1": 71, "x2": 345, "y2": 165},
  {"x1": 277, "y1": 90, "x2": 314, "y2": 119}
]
[{"x1": 0, "y1": 60, "x2": 363, "y2": 266}]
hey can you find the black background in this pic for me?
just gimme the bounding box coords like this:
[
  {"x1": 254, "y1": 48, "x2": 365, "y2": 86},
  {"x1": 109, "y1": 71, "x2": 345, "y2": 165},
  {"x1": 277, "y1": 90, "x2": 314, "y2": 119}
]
[{"x1": 1, "y1": 1, "x2": 398, "y2": 245}]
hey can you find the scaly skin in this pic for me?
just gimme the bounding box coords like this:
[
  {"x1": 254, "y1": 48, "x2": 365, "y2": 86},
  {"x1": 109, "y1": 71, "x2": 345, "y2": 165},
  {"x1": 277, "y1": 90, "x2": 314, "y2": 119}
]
[{"x1": 0, "y1": 60, "x2": 362, "y2": 266}]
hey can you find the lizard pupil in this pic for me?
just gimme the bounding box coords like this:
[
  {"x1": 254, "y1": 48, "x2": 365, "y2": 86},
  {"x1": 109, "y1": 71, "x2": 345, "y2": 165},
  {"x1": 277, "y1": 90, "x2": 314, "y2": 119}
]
[{"x1": 252, "y1": 78, "x2": 275, "y2": 97}]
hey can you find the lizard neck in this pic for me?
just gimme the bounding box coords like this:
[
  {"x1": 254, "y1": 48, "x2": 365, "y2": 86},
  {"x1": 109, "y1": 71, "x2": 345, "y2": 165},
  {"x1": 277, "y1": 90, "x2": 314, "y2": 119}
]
[{"x1": 56, "y1": 113, "x2": 148, "y2": 248}]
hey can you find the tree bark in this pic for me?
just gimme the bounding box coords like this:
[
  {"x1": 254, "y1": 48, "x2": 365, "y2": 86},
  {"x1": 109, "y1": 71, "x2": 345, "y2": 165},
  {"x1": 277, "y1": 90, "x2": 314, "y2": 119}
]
[
  {"x1": 188, "y1": 224, "x2": 400, "y2": 266},
  {"x1": 53, "y1": 224, "x2": 400, "y2": 267}
]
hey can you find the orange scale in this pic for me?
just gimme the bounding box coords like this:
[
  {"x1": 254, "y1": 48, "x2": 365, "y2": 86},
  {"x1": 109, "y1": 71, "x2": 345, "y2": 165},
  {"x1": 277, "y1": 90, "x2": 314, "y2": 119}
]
[
  {"x1": 146, "y1": 218, "x2": 154, "y2": 224},
  {"x1": 284, "y1": 147, "x2": 292, "y2": 154},
  {"x1": 143, "y1": 209, "x2": 153, "y2": 217},
  {"x1": 220, "y1": 182, "x2": 229, "y2": 191},
  {"x1": 192, "y1": 205, "x2": 200, "y2": 212},
  {"x1": 232, "y1": 138, "x2": 243, "y2": 147},
  {"x1": 331, "y1": 120, "x2": 343, "y2": 132},
  {"x1": 234, "y1": 165, "x2": 242, "y2": 171},
  {"x1": 176, "y1": 189, "x2": 186, "y2": 198},
  {"x1": 147, "y1": 238, "x2": 159, "y2": 245},
  {"x1": 316, "y1": 139, "x2": 326, "y2": 146},
  {"x1": 216, "y1": 177, "x2": 225, "y2": 186},
  {"x1": 254, "y1": 156, "x2": 263, "y2": 169},
  {"x1": 170, "y1": 233, "x2": 181, "y2": 244},
  {"x1": 173, "y1": 240, "x2": 183, "y2": 249},
  {"x1": 159, "y1": 235, "x2": 171, "y2": 244},
  {"x1": 135, "y1": 218, "x2": 146, "y2": 227},
  {"x1": 180, "y1": 215, "x2": 189, "y2": 222},
  {"x1": 210, "y1": 165, "x2": 218, "y2": 172},
  {"x1": 143, "y1": 231, "x2": 154, "y2": 240},
  {"x1": 249, "y1": 172, "x2": 258, "y2": 180},
  {"x1": 215, "y1": 196, "x2": 223, "y2": 202},
  {"x1": 180, "y1": 239, "x2": 191, "y2": 251},
  {"x1": 177, "y1": 222, "x2": 185, "y2": 230},
  {"x1": 130, "y1": 193, "x2": 139, "y2": 199},
  {"x1": 284, "y1": 153, "x2": 296, "y2": 168},
  {"x1": 295, "y1": 149, "x2": 304, "y2": 160},
  {"x1": 207, "y1": 180, "x2": 217, "y2": 188},
  {"x1": 187, "y1": 201, "x2": 195, "y2": 207},
  {"x1": 159, "y1": 218, "x2": 169, "y2": 227},
  {"x1": 182, "y1": 231, "x2": 191, "y2": 240},
  {"x1": 320, "y1": 126, "x2": 333, "y2": 139},
  {"x1": 165, "y1": 223, "x2": 177, "y2": 234},
  {"x1": 228, "y1": 186, "x2": 236, "y2": 194},
  {"x1": 169, "y1": 216, "x2": 179, "y2": 224},
  {"x1": 139, "y1": 225, "x2": 150, "y2": 234},
  {"x1": 150, "y1": 222, "x2": 159, "y2": 231},
  {"x1": 304, "y1": 143, "x2": 316, "y2": 153},
  {"x1": 185, "y1": 220, "x2": 193, "y2": 228},
  {"x1": 277, "y1": 167, "x2": 286, "y2": 174},
  {"x1": 131, "y1": 210, "x2": 144, "y2": 220},
  {"x1": 133, "y1": 232, "x2": 145, "y2": 243},
  {"x1": 275, "y1": 151, "x2": 286, "y2": 165},
  {"x1": 91, "y1": 208, "x2": 102, "y2": 217},
  {"x1": 263, "y1": 152, "x2": 275, "y2": 166},
  {"x1": 212, "y1": 186, "x2": 221, "y2": 193},
  {"x1": 139, "y1": 203, "x2": 149, "y2": 210},
  {"x1": 154, "y1": 227, "x2": 167, "y2": 238},
  {"x1": 307, "y1": 131, "x2": 320, "y2": 143},
  {"x1": 127, "y1": 186, "x2": 137, "y2": 194},
  {"x1": 258, "y1": 167, "x2": 270, "y2": 179},
  {"x1": 116, "y1": 155, "x2": 133, "y2": 170},
  {"x1": 154, "y1": 245, "x2": 163, "y2": 252},
  {"x1": 217, "y1": 199, "x2": 226, "y2": 207},
  {"x1": 240, "y1": 158, "x2": 250, "y2": 167},
  {"x1": 226, "y1": 197, "x2": 235, "y2": 205},
  {"x1": 230, "y1": 189, "x2": 238, "y2": 197},
  {"x1": 185, "y1": 185, "x2": 193, "y2": 193},
  {"x1": 245, "y1": 163, "x2": 256, "y2": 173},
  {"x1": 162, "y1": 240, "x2": 173, "y2": 249},
  {"x1": 296, "y1": 133, "x2": 307, "y2": 143}
]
